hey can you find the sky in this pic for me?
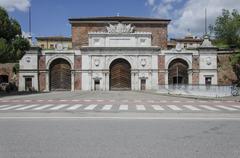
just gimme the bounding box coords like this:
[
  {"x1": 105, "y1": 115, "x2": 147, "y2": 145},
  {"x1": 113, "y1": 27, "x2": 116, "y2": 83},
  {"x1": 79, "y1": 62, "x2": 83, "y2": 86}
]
[{"x1": 0, "y1": 0, "x2": 240, "y2": 39}]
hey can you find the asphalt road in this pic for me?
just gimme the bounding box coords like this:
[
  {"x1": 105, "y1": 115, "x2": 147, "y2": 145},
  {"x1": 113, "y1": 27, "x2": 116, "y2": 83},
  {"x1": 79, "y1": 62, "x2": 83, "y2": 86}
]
[{"x1": 0, "y1": 118, "x2": 239, "y2": 158}]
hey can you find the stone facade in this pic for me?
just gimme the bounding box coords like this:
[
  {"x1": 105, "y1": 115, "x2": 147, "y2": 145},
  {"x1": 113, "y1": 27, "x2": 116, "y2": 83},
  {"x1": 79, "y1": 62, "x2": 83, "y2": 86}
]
[
  {"x1": 0, "y1": 63, "x2": 18, "y2": 85},
  {"x1": 17, "y1": 16, "x2": 236, "y2": 92}
]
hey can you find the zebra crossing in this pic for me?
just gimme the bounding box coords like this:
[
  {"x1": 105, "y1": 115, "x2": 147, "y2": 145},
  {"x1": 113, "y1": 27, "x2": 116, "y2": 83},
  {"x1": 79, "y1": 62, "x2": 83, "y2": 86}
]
[{"x1": 0, "y1": 103, "x2": 239, "y2": 112}]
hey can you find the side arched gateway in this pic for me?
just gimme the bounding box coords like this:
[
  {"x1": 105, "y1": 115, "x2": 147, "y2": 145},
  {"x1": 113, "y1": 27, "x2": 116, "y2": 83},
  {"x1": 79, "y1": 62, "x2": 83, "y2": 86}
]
[
  {"x1": 49, "y1": 58, "x2": 71, "y2": 91},
  {"x1": 109, "y1": 58, "x2": 131, "y2": 90},
  {"x1": 168, "y1": 58, "x2": 189, "y2": 85}
]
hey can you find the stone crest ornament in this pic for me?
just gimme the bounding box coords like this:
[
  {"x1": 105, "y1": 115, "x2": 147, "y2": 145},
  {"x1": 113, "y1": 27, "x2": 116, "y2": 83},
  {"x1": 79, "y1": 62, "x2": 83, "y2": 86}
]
[
  {"x1": 25, "y1": 56, "x2": 31, "y2": 63},
  {"x1": 94, "y1": 58, "x2": 100, "y2": 66},
  {"x1": 106, "y1": 23, "x2": 135, "y2": 34},
  {"x1": 175, "y1": 43, "x2": 182, "y2": 51},
  {"x1": 56, "y1": 43, "x2": 63, "y2": 51},
  {"x1": 206, "y1": 57, "x2": 212, "y2": 65},
  {"x1": 141, "y1": 59, "x2": 146, "y2": 67}
]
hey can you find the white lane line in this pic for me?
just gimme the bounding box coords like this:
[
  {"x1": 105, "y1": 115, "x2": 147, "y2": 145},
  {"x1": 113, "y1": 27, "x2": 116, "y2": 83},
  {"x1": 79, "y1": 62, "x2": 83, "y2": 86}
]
[
  {"x1": 167, "y1": 105, "x2": 182, "y2": 111},
  {"x1": 186, "y1": 100, "x2": 194, "y2": 103},
  {"x1": 66, "y1": 104, "x2": 82, "y2": 110},
  {"x1": 84, "y1": 104, "x2": 98, "y2": 110},
  {"x1": 33, "y1": 104, "x2": 54, "y2": 110},
  {"x1": 183, "y1": 105, "x2": 201, "y2": 111},
  {"x1": 213, "y1": 101, "x2": 221, "y2": 103},
  {"x1": 147, "y1": 100, "x2": 154, "y2": 103},
  {"x1": 215, "y1": 105, "x2": 238, "y2": 111},
  {"x1": 36, "y1": 100, "x2": 44, "y2": 102},
  {"x1": 231, "y1": 105, "x2": 240, "y2": 109},
  {"x1": 119, "y1": 105, "x2": 128, "y2": 110},
  {"x1": 152, "y1": 105, "x2": 164, "y2": 111},
  {"x1": 84, "y1": 99, "x2": 91, "y2": 102},
  {"x1": 199, "y1": 105, "x2": 219, "y2": 111},
  {"x1": 97, "y1": 100, "x2": 103, "y2": 102},
  {"x1": 102, "y1": 105, "x2": 113, "y2": 110},
  {"x1": 50, "y1": 104, "x2": 69, "y2": 110},
  {"x1": 15, "y1": 104, "x2": 39, "y2": 110},
  {"x1": 72, "y1": 100, "x2": 80, "y2": 102},
  {"x1": 60, "y1": 100, "x2": 67, "y2": 102},
  {"x1": 0, "y1": 104, "x2": 25, "y2": 110},
  {"x1": 198, "y1": 100, "x2": 207, "y2": 103},
  {"x1": 159, "y1": 100, "x2": 167, "y2": 103},
  {"x1": 23, "y1": 100, "x2": 32, "y2": 102},
  {"x1": 0, "y1": 105, "x2": 10, "y2": 108},
  {"x1": 172, "y1": 101, "x2": 181, "y2": 103},
  {"x1": 136, "y1": 105, "x2": 146, "y2": 111}
]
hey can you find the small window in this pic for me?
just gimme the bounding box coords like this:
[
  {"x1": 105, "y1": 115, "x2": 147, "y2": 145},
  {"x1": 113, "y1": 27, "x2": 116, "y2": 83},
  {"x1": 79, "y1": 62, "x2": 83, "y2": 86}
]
[
  {"x1": 0, "y1": 75, "x2": 8, "y2": 83},
  {"x1": 50, "y1": 44, "x2": 54, "y2": 49},
  {"x1": 205, "y1": 77, "x2": 212, "y2": 85},
  {"x1": 94, "y1": 80, "x2": 100, "y2": 91},
  {"x1": 40, "y1": 44, "x2": 45, "y2": 48},
  {"x1": 25, "y1": 77, "x2": 32, "y2": 91}
]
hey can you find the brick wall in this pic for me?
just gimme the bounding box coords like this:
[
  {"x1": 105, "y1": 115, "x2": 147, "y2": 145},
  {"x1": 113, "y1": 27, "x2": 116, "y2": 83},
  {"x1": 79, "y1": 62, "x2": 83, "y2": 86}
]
[
  {"x1": 72, "y1": 23, "x2": 168, "y2": 49},
  {"x1": 192, "y1": 55, "x2": 199, "y2": 84},
  {"x1": 0, "y1": 63, "x2": 18, "y2": 85},
  {"x1": 38, "y1": 55, "x2": 46, "y2": 91},
  {"x1": 158, "y1": 55, "x2": 165, "y2": 85},
  {"x1": 74, "y1": 55, "x2": 82, "y2": 90},
  {"x1": 217, "y1": 53, "x2": 237, "y2": 85}
]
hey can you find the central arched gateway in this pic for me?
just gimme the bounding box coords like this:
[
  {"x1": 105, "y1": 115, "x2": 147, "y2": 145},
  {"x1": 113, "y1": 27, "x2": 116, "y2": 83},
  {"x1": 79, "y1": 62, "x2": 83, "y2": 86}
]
[
  {"x1": 49, "y1": 58, "x2": 71, "y2": 91},
  {"x1": 168, "y1": 58, "x2": 189, "y2": 85},
  {"x1": 110, "y1": 58, "x2": 131, "y2": 90}
]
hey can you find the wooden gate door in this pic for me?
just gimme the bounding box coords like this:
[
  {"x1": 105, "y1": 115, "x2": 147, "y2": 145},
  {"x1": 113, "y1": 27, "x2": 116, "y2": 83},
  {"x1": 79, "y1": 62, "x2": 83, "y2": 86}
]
[
  {"x1": 50, "y1": 59, "x2": 71, "y2": 91},
  {"x1": 110, "y1": 59, "x2": 131, "y2": 90}
]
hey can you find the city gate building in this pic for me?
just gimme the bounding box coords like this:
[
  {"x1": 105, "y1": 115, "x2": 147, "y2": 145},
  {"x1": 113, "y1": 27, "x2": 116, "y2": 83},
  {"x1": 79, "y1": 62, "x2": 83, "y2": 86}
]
[{"x1": 18, "y1": 16, "x2": 236, "y2": 92}]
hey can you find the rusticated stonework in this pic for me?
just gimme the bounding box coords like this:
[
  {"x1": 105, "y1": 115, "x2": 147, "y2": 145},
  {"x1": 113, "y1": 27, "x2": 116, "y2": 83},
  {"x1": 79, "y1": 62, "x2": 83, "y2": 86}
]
[{"x1": 217, "y1": 53, "x2": 237, "y2": 85}]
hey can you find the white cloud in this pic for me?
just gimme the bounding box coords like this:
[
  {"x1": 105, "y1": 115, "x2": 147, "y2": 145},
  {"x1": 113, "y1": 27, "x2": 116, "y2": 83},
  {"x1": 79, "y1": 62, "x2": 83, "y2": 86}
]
[
  {"x1": 147, "y1": 0, "x2": 240, "y2": 38},
  {"x1": 0, "y1": 0, "x2": 31, "y2": 12}
]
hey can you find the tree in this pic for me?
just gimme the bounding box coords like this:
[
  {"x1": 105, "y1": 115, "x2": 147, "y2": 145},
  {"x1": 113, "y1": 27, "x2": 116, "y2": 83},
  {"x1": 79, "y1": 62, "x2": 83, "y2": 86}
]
[{"x1": 0, "y1": 7, "x2": 30, "y2": 63}]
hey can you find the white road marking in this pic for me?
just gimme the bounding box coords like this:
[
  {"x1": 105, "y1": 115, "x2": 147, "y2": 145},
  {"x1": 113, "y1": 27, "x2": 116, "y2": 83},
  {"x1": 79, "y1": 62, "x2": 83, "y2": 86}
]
[
  {"x1": 119, "y1": 105, "x2": 128, "y2": 110},
  {"x1": 151, "y1": 105, "x2": 164, "y2": 111},
  {"x1": 159, "y1": 100, "x2": 167, "y2": 103},
  {"x1": 167, "y1": 105, "x2": 182, "y2": 111},
  {"x1": 183, "y1": 105, "x2": 201, "y2": 111},
  {"x1": 136, "y1": 105, "x2": 146, "y2": 111},
  {"x1": 36, "y1": 100, "x2": 44, "y2": 102},
  {"x1": 66, "y1": 104, "x2": 82, "y2": 110},
  {"x1": 15, "y1": 104, "x2": 39, "y2": 110},
  {"x1": 33, "y1": 104, "x2": 53, "y2": 110},
  {"x1": 186, "y1": 100, "x2": 194, "y2": 103},
  {"x1": 109, "y1": 100, "x2": 115, "y2": 102},
  {"x1": 147, "y1": 100, "x2": 154, "y2": 103},
  {"x1": 134, "y1": 100, "x2": 142, "y2": 102},
  {"x1": 199, "y1": 105, "x2": 219, "y2": 111},
  {"x1": 215, "y1": 105, "x2": 238, "y2": 111},
  {"x1": 231, "y1": 105, "x2": 240, "y2": 109},
  {"x1": 84, "y1": 104, "x2": 98, "y2": 110},
  {"x1": 50, "y1": 104, "x2": 69, "y2": 110},
  {"x1": 0, "y1": 105, "x2": 10, "y2": 108},
  {"x1": 84, "y1": 99, "x2": 91, "y2": 102},
  {"x1": 0, "y1": 104, "x2": 25, "y2": 110},
  {"x1": 213, "y1": 101, "x2": 221, "y2": 103},
  {"x1": 102, "y1": 105, "x2": 112, "y2": 110},
  {"x1": 226, "y1": 100, "x2": 234, "y2": 103},
  {"x1": 97, "y1": 100, "x2": 103, "y2": 102},
  {"x1": 72, "y1": 100, "x2": 80, "y2": 102},
  {"x1": 198, "y1": 100, "x2": 207, "y2": 103},
  {"x1": 23, "y1": 100, "x2": 32, "y2": 102},
  {"x1": 60, "y1": 100, "x2": 67, "y2": 102},
  {"x1": 47, "y1": 100, "x2": 53, "y2": 102},
  {"x1": 172, "y1": 101, "x2": 181, "y2": 103}
]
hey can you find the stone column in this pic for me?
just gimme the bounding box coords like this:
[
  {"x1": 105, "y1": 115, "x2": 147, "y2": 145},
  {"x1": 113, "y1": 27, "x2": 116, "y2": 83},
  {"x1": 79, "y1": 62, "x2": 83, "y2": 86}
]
[
  {"x1": 45, "y1": 71, "x2": 49, "y2": 91},
  {"x1": 71, "y1": 71, "x2": 75, "y2": 91}
]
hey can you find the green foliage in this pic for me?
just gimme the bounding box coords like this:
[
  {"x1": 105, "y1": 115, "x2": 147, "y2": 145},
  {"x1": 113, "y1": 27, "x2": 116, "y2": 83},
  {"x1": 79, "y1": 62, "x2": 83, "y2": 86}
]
[
  {"x1": 210, "y1": 9, "x2": 240, "y2": 48},
  {"x1": 0, "y1": 7, "x2": 30, "y2": 63}
]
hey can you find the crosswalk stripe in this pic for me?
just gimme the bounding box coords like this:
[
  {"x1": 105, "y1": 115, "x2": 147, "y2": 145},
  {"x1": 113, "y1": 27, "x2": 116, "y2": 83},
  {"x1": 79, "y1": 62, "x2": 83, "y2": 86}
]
[
  {"x1": 199, "y1": 105, "x2": 219, "y2": 111},
  {"x1": 66, "y1": 104, "x2": 82, "y2": 110},
  {"x1": 102, "y1": 105, "x2": 112, "y2": 110},
  {"x1": 84, "y1": 104, "x2": 98, "y2": 110},
  {"x1": 15, "y1": 104, "x2": 39, "y2": 110},
  {"x1": 151, "y1": 105, "x2": 164, "y2": 111},
  {"x1": 0, "y1": 105, "x2": 10, "y2": 108},
  {"x1": 183, "y1": 105, "x2": 201, "y2": 111},
  {"x1": 167, "y1": 105, "x2": 182, "y2": 111},
  {"x1": 50, "y1": 104, "x2": 69, "y2": 110},
  {"x1": 33, "y1": 104, "x2": 54, "y2": 110},
  {"x1": 215, "y1": 105, "x2": 238, "y2": 111},
  {"x1": 0, "y1": 104, "x2": 25, "y2": 110},
  {"x1": 119, "y1": 105, "x2": 128, "y2": 110},
  {"x1": 136, "y1": 105, "x2": 146, "y2": 111}
]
